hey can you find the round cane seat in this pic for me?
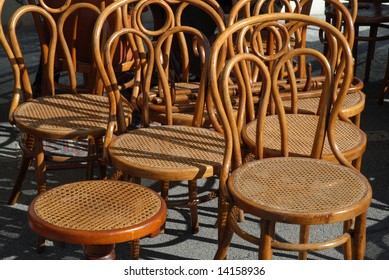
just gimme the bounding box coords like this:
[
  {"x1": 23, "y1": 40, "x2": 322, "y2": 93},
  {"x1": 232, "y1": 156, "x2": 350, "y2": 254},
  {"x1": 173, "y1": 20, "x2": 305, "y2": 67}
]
[
  {"x1": 28, "y1": 180, "x2": 167, "y2": 245},
  {"x1": 108, "y1": 125, "x2": 225, "y2": 181},
  {"x1": 228, "y1": 157, "x2": 372, "y2": 224},
  {"x1": 243, "y1": 114, "x2": 367, "y2": 162},
  {"x1": 13, "y1": 94, "x2": 131, "y2": 139},
  {"x1": 282, "y1": 91, "x2": 366, "y2": 119}
]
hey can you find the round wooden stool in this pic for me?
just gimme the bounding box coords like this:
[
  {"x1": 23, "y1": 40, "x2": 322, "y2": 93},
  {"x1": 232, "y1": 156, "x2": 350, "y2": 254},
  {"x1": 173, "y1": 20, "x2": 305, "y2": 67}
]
[{"x1": 28, "y1": 180, "x2": 167, "y2": 259}]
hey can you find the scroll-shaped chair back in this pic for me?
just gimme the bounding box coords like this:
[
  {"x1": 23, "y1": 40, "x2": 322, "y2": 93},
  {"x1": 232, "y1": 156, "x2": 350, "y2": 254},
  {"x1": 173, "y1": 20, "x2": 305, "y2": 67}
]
[
  {"x1": 153, "y1": 26, "x2": 211, "y2": 127},
  {"x1": 209, "y1": 13, "x2": 355, "y2": 192}
]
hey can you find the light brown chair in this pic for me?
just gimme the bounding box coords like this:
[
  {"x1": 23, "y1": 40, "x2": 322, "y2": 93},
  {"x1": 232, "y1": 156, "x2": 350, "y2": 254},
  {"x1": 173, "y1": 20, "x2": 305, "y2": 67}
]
[
  {"x1": 93, "y1": 0, "x2": 225, "y2": 234},
  {"x1": 0, "y1": 1, "x2": 131, "y2": 204},
  {"x1": 229, "y1": 2, "x2": 367, "y2": 171},
  {"x1": 209, "y1": 13, "x2": 372, "y2": 260},
  {"x1": 28, "y1": 180, "x2": 167, "y2": 259}
]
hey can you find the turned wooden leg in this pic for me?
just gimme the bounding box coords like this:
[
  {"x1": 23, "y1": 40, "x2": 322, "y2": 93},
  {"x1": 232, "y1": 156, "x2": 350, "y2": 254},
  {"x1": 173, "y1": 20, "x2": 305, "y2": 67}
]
[
  {"x1": 188, "y1": 180, "x2": 199, "y2": 234},
  {"x1": 34, "y1": 137, "x2": 47, "y2": 195},
  {"x1": 84, "y1": 244, "x2": 116, "y2": 260},
  {"x1": 130, "y1": 239, "x2": 140, "y2": 260}
]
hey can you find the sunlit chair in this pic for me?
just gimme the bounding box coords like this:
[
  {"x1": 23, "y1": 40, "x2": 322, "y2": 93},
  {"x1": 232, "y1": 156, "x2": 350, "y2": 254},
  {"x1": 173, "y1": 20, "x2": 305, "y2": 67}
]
[
  {"x1": 93, "y1": 0, "x2": 225, "y2": 234},
  {"x1": 209, "y1": 13, "x2": 372, "y2": 260},
  {"x1": 0, "y1": 1, "x2": 131, "y2": 205}
]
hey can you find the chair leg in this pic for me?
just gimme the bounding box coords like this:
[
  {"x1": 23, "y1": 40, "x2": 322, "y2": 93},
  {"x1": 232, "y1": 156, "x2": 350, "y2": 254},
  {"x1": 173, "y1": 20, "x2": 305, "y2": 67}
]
[
  {"x1": 188, "y1": 179, "x2": 199, "y2": 234},
  {"x1": 343, "y1": 219, "x2": 353, "y2": 260},
  {"x1": 352, "y1": 211, "x2": 368, "y2": 260},
  {"x1": 259, "y1": 219, "x2": 273, "y2": 260},
  {"x1": 130, "y1": 239, "x2": 140, "y2": 260},
  {"x1": 214, "y1": 207, "x2": 235, "y2": 260},
  {"x1": 379, "y1": 49, "x2": 389, "y2": 104},
  {"x1": 298, "y1": 225, "x2": 310, "y2": 260},
  {"x1": 34, "y1": 137, "x2": 47, "y2": 194},
  {"x1": 364, "y1": 25, "x2": 379, "y2": 83},
  {"x1": 8, "y1": 152, "x2": 32, "y2": 205},
  {"x1": 86, "y1": 138, "x2": 96, "y2": 180}
]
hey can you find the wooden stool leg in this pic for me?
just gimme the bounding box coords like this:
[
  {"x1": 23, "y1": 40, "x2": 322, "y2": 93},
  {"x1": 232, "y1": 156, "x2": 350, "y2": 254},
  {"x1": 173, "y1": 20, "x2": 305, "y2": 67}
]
[
  {"x1": 130, "y1": 239, "x2": 140, "y2": 260},
  {"x1": 259, "y1": 220, "x2": 273, "y2": 260},
  {"x1": 352, "y1": 212, "x2": 368, "y2": 260},
  {"x1": 188, "y1": 179, "x2": 199, "y2": 234},
  {"x1": 84, "y1": 244, "x2": 116, "y2": 260}
]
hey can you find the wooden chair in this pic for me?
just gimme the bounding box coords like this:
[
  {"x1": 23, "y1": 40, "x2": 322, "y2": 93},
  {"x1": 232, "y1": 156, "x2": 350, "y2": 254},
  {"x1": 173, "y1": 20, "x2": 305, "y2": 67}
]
[
  {"x1": 209, "y1": 13, "x2": 372, "y2": 260},
  {"x1": 226, "y1": 2, "x2": 367, "y2": 171},
  {"x1": 27, "y1": 0, "x2": 135, "y2": 96},
  {"x1": 93, "y1": 0, "x2": 225, "y2": 234},
  {"x1": 0, "y1": 1, "x2": 131, "y2": 204},
  {"x1": 326, "y1": 0, "x2": 389, "y2": 83},
  {"x1": 134, "y1": 0, "x2": 227, "y2": 126},
  {"x1": 28, "y1": 180, "x2": 167, "y2": 259}
]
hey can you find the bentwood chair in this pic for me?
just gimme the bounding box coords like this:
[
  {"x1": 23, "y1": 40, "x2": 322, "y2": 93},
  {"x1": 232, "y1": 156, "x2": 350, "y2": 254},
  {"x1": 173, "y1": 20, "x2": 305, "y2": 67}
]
[
  {"x1": 27, "y1": 0, "x2": 135, "y2": 96},
  {"x1": 209, "y1": 13, "x2": 372, "y2": 260},
  {"x1": 133, "y1": 0, "x2": 227, "y2": 126},
  {"x1": 93, "y1": 0, "x2": 225, "y2": 234},
  {"x1": 0, "y1": 2, "x2": 131, "y2": 204},
  {"x1": 228, "y1": 2, "x2": 367, "y2": 171}
]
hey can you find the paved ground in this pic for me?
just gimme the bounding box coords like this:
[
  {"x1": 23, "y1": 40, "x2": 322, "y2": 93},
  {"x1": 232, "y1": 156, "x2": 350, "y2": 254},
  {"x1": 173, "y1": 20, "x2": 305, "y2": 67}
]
[{"x1": 0, "y1": 12, "x2": 389, "y2": 260}]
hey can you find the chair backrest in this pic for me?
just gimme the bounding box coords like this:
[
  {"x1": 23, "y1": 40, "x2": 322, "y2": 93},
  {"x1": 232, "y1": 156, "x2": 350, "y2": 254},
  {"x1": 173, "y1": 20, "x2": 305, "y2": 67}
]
[
  {"x1": 27, "y1": 0, "x2": 134, "y2": 95},
  {"x1": 97, "y1": 25, "x2": 154, "y2": 158},
  {"x1": 209, "y1": 13, "x2": 355, "y2": 191},
  {"x1": 152, "y1": 25, "x2": 212, "y2": 127},
  {"x1": 0, "y1": 2, "x2": 88, "y2": 121}
]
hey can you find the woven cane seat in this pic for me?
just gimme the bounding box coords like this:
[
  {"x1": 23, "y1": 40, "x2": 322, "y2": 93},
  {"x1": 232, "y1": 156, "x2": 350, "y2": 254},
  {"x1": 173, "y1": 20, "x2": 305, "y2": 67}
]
[
  {"x1": 243, "y1": 114, "x2": 367, "y2": 161},
  {"x1": 228, "y1": 157, "x2": 372, "y2": 224},
  {"x1": 108, "y1": 125, "x2": 224, "y2": 181},
  {"x1": 28, "y1": 180, "x2": 167, "y2": 245},
  {"x1": 13, "y1": 94, "x2": 130, "y2": 139},
  {"x1": 282, "y1": 91, "x2": 366, "y2": 118}
]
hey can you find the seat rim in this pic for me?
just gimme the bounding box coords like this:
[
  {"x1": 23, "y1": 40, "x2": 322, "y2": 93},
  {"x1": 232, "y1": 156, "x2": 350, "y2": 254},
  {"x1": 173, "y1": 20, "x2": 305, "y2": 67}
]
[
  {"x1": 13, "y1": 94, "x2": 116, "y2": 139},
  {"x1": 227, "y1": 157, "x2": 372, "y2": 225},
  {"x1": 28, "y1": 180, "x2": 167, "y2": 245},
  {"x1": 242, "y1": 114, "x2": 367, "y2": 161},
  {"x1": 108, "y1": 125, "x2": 224, "y2": 181}
]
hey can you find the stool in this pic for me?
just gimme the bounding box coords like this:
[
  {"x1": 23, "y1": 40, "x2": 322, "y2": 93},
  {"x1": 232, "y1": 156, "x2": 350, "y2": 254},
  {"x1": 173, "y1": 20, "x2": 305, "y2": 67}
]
[{"x1": 28, "y1": 180, "x2": 167, "y2": 259}]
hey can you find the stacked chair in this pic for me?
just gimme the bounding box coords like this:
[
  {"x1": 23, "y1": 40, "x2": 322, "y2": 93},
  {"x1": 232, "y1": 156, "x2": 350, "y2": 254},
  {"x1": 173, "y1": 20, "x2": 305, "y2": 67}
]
[{"x1": 209, "y1": 10, "x2": 372, "y2": 259}]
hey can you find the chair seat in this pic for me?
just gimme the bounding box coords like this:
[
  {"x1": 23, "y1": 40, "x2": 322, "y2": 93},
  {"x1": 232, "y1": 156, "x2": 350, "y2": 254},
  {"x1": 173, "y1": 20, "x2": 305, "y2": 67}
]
[
  {"x1": 281, "y1": 91, "x2": 366, "y2": 118},
  {"x1": 243, "y1": 114, "x2": 367, "y2": 162},
  {"x1": 355, "y1": 3, "x2": 389, "y2": 24},
  {"x1": 228, "y1": 157, "x2": 372, "y2": 224},
  {"x1": 108, "y1": 125, "x2": 225, "y2": 181},
  {"x1": 13, "y1": 94, "x2": 131, "y2": 139},
  {"x1": 28, "y1": 180, "x2": 167, "y2": 245}
]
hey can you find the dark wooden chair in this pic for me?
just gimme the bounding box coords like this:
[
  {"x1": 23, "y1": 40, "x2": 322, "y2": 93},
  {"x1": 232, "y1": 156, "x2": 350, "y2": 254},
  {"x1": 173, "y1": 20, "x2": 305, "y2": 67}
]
[
  {"x1": 209, "y1": 13, "x2": 372, "y2": 260},
  {"x1": 326, "y1": 0, "x2": 389, "y2": 83},
  {"x1": 28, "y1": 180, "x2": 167, "y2": 259}
]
